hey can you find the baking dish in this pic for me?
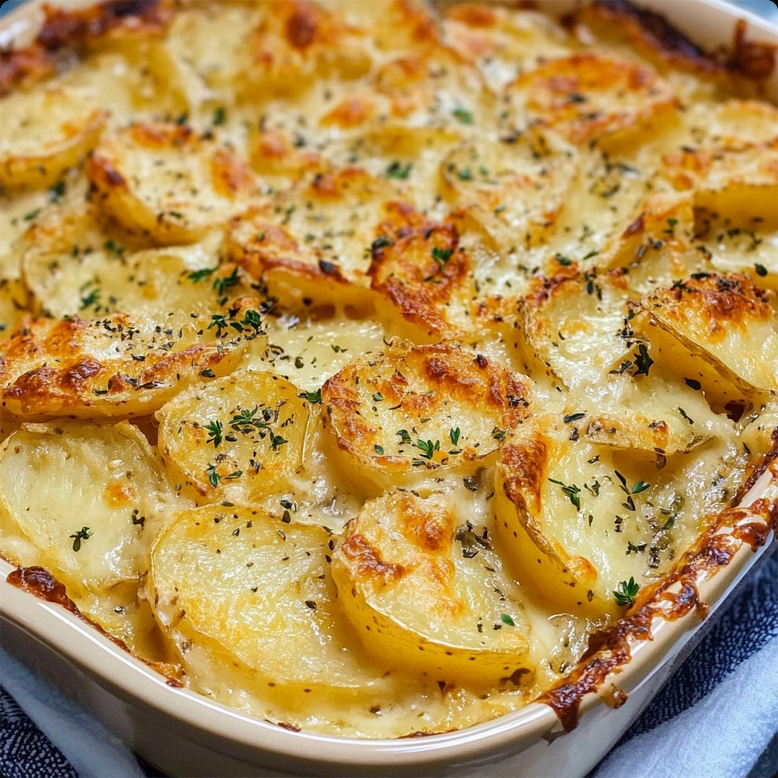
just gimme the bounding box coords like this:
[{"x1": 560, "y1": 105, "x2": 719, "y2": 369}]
[{"x1": 1, "y1": 1, "x2": 777, "y2": 776}]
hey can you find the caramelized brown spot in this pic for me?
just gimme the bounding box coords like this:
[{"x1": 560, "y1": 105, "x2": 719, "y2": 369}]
[
  {"x1": 286, "y1": 1, "x2": 319, "y2": 50},
  {"x1": 501, "y1": 438, "x2": 548, "y2": 517},
  {"x1": 340, "y1": 534, "x2": 405, "y2": 584}
]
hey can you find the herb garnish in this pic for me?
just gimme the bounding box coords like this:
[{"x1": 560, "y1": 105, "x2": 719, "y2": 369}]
[
  {"x1": 188, "y1": 267, "x2": 217, "y2": 283},
  {"x1": 549, "y1": 478, "x2": 581, "y2": 509},
  {"x1": 614, "y1": 577, "x2": 640, "y2": 607},
  {"x1": 205, "y1": 420, "x2": 223, "y2": 448},
  {"x1": 452, "y1": 107, "x2": 474, "y2": 125},
  {"x1": 414, "y1": 439, "x2": 440, "y2": 459},
  {"x1": 206, "y1": 464, "x2": 221, "y2": 487},
  {"x1": 431, "y1": 247, "x2": 453, "y2": 271},
  {"x1": 386, "y1": 161, "x2": 412, "y2": 180},
  {"x1": 633, "y1": 344, "x2": 654, "y2": 376},
  {"x1": 70, "y1": 526, "x2": 93, "y2": 552}
]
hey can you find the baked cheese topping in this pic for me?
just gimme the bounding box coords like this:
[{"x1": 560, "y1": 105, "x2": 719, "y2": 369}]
[{"x1": 0, "y1": 0, "x2": 776, "y2": 738}]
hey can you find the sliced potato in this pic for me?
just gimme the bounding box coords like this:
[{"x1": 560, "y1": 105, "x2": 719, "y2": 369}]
[
  {"x1": 157, "y1": 369, "x2": 310, "y2": 502},
  {"x1": 494, "y1": 415, "x2": 703, "y2": 612},
  {"x1": 597, "y1": 192, "x2": 701, "y2": 293},
  {"x1": 695, "y1": 213, "x2": 778, "y2": 290},
  {"x1": 662, "y1": 139, "x2": 778, "y2": 226},
  {"x1": 332, "y1": 490, "x2": 531, "y2": 682},
  {"x1": 368, "y1": 204, "x2": 476, "y2": 341},
  {"x1": 442, "y1": 3, "x2": 572, "y2": 87},
  {"x1": 0, "y1": 86, "x2": 107, "y2": 189},
  {"x1": 0, "y1": 421, "x2": 183, "y2": 594},
  {"x1": 371, "y1": 45, "x2": 497, "y2": 134},
  {"x1": 567, "y1": 371, "x2": 734, "y2": 456},
  {"x1": 87, "y1": 121, "x2": 261, "y2": 243},
  {"x1": 225, "y1": 168, "x2": 400, "y2": 307},
  {"x1": 519, "y1": 272, "x2": 632, "y2": 389},
  {"x1": 507, "y1": 52, "x2": 677, "y2": 149},
  {"x1": 150, "y1": 504, "x2": 390, "y2": 708},
  {"x1": 440, "y1": 132, "x2": 577, "y2": 252},
  {"x1": 238, "y1": 0, "x2": 373, "y2": 100},
  {"x1": 326, "y1": 124, "x2": 464, "y2": 209},
  {"x1": 0, "y1": 303, "x2": 262, "y2": 418},
  {"x1": 685, "y1": 100, "x2": 778, "y2": 147},
  {"x1": 639, "y1": 273, "x2": 778, "y2": 394},
  {"x1": 20, "y1": 202, "x2": 249, "y2": 318},
  {"x1": 156, "y1": 2, "x2": 265, "y2": 111},
  {"x1": 322, "y1": 342, "x2": 532, "y2": 490}
]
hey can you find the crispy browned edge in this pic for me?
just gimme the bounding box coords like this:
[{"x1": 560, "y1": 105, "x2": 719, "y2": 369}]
[
  {"x1": 582, "y1": 0, "x2": 776, "y2": 81},
  {"x1": 0, "y1": 0, "x2": 172, "y2": 96},
  {"x1": 537, "y1": 429, "x2": 778, "y2": 733},
  {"x1": 0, "y1": 0, "x2": 776, "y2": 738}
]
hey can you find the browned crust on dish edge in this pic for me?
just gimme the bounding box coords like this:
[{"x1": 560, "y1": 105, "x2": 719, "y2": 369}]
[
  {"x1": 583, "y1": 0, "x2": 776, "y2": 81},
  {"x1": 1, "y1": 0, "x2": 172, "y2": 96},
  {"x1": 6, "y1": 565, "x2": 185, "y2": 686},
  {"x1": 537, "y1": 471, "x2": 778, "y2": 734}
]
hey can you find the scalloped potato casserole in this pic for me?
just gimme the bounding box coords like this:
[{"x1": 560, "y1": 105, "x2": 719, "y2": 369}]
[{"x1": 1, "y1": 0, "x2": 777, "y2": 738}]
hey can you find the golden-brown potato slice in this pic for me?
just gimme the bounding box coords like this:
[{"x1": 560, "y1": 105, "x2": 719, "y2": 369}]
[
  {"x1": 0, "y1": 421, "x2": 183, "y2": 593},
  {"x1": 442, "y1": 2, "x2": 571, "y2": 87},
  {"x1": 150, "y1": 504, "x2": 391, "y2": 708},
  {"x1": 494, "y1": 415, "x2": 723, "y2": 612},
  {"x1": 332, "y1": 490, "x2": 531, "y2": 682},
  {"x1": 0, "y1": 86, "x2": 107, "y2": 189},
  {"x1": 597, "y1": 192, "x2": 700, "y2": 290},
  {"x1": 662, "y1": 140, "x2": 778, "y2": 226},
  {"x1": 225, "y1": 168, "x2": 401, "y2": 307},
  {"x1": 322, "y1": 343, "x2": 531, "y2": 491},
  {"x1": 440, "y1": 132, "x2": 577, "y2": 252},
  {"x1": 156, "y1": 369, "x2": 310, "y2": 502},
  {"x1": 506, "y1": 52, "x2": 677, "y2": 150},
  {"x1": 87, "y1": 122, "x2": 261, "y2": 243},
  {"x1": 238, "y1": 0, "x2": 373, "y2": 100},
  {"x1": 371, "y1": 45, "x2": 497, "y2": 134},
  {"x1": 519, "y1": 272, "x2": 632, "y2": 390},
  {"x1": 368, "y1": 204, "x2": 476, "y2": 341},
  {"x1": 0, "y1": 303, "x2": 262, "y2": 418},
  {"x1": 639, "y1": 273, "x2": 778, "y2": 394}
]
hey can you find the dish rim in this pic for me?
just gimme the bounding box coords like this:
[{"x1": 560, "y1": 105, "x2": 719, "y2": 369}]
[{"x1": 0, "y1": 0, "x2": 777, "y2": 770}]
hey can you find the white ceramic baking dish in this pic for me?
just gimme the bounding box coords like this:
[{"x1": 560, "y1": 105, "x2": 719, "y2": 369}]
[{"x1": 1, "y1": 1, "x2": 777, "y2": 776}]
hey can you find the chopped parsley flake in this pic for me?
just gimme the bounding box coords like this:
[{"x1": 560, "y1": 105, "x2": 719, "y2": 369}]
[
  {"x1": 633, "y1": 344, "x2": 654, "y2": 376},
  {"x1": 386, "y1": 161, "x2": 412, "y2": 180},
  {"x1": 452, "y1": 107, "x2": 474, "y2": 125},
  {"x1": 431, "y1": 247, "x2": 453, "y2": 271}
]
